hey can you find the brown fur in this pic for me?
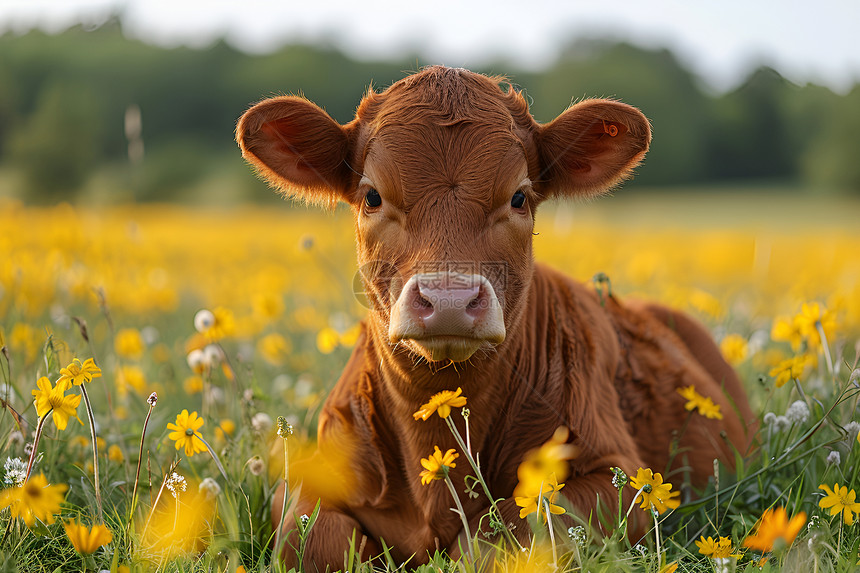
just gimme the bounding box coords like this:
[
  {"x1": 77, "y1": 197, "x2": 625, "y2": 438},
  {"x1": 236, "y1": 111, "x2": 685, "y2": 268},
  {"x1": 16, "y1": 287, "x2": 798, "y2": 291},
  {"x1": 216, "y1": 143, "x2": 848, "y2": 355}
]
[{"x1": 236, "y1": 66, "x2": 754, "y2": 570}]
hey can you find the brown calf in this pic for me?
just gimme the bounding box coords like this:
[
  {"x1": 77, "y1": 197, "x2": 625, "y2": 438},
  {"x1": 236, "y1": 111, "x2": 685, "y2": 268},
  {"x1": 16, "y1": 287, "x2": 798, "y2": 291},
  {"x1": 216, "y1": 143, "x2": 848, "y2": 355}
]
[{"x1": 236, "y1": 66, "x2": 754, "y2": 570}]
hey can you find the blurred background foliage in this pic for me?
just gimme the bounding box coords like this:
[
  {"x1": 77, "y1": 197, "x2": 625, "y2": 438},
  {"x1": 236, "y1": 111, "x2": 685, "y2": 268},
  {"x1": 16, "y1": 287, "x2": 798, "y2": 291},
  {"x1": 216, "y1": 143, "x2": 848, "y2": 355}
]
[{"x1": 1, "y1": 18, "x2": 859, "y2": 204}]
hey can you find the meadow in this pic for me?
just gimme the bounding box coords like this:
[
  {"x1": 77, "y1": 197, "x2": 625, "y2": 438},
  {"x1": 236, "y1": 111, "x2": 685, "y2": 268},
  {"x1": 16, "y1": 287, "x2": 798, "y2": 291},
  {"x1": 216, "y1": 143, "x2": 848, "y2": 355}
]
[{"x1": 0, "y1": 192, "x2": 859, "y2": 572}]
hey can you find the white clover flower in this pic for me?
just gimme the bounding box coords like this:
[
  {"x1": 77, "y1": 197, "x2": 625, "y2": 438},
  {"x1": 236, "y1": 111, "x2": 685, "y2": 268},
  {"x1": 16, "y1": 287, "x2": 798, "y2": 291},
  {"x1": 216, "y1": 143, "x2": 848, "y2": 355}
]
[
  {"x1": 785, "y1": 400, "x2": 809, "y2": 425},
  {"x1": 774, "y1": 415, "x2": 791, "y2": 432},
  {"x1": 4, "y1": 457, "x2": 27, "y2": 486},
  {"x1": 198, "y1": 477, "x2": 222, "y2": 499},
  {"x1": 165, "y1": 472, "x2": 187, "y2": 498},
  {"x1": 826, "y1": 451, "x2": 841, "y2": 466},
  {"x1": 763, "y1": 412, "x2": 777, "y2": 426},
  {"x1": 251, "y1": 412, "x2": 273, "y2": 433},
  {"x1": 194, "y1": 309, "x2": 215, "y2": 333}
]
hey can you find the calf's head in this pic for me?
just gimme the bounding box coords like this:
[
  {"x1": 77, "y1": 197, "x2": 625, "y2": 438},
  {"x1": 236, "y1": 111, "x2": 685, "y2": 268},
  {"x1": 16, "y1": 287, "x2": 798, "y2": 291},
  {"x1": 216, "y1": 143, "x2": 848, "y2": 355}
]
[{"x1": 237, "y1": 66, "x2": 649, "y2": 363}]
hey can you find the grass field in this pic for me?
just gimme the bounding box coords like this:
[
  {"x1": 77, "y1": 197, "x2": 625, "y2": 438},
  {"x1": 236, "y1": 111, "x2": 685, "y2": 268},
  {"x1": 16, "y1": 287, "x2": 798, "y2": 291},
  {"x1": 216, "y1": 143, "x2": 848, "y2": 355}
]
[{"x1": 0, "y1": 193, "x2": 859, "y2": 572}]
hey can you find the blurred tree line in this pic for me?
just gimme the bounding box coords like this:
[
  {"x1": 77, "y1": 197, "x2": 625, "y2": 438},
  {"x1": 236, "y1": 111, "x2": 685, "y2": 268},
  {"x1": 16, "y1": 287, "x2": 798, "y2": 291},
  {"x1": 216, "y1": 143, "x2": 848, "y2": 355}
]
[{"x1": 1, "y1": 19, "x2": 858, "y2": 203}]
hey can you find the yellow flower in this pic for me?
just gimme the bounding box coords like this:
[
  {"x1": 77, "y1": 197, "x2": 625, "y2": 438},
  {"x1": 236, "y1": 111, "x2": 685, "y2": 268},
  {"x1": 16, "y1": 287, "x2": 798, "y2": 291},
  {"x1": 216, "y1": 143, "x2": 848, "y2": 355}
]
[
  {"x1": 629, "y1": 467, "x2": 680, "y2": 514},
  {"x1": 658, "y1": 563, "x2": 678, "y2": 573},
  {"x1": 108, "y1": 444, "x2": 124, "y2": 463},
  {"x1": 818, "y1": 483, "x2": 860, "y2": 525},
  {"x1": 771, "y1": 316, "x2": 803, "y2": 352},
  {"x1": 166, "y1": 409, "x2": 207, "y2": 457},
  {"x1": 514, "y1": 472, "x2": 566, "y2": 521},
  {"x1": 695, "y1": 535, "x2": 733, "y2": 558},
  {"x1": 0, "y1": 473, "x2": 68, "y2": 527},
  {"x1": 117, "y1": 365, "x2": 145, "y2": 397},
  {"x1": 31, "y1": 376, "x2": 82, "y2": 431},
  {"x1": 769, "y1": 355, "x2": 813, "y2": 388},
  {"x1": 419, "y1": 446, "x2": 458, "y2": 485},
  {"x1": 412, "y1": 387, "x2": 468, "y2": 420},
  {"x1": 794, "y1": 302, "x2": 837, "y2": 350},
  {"x1": 64, "y1": 521, "x2": 113, "y2": 554},
  {"x1": 513, "y1": 427, "x2": 578, "y2": 497},
  {"x1": 114, "y1": 328, "x2": 145, "y2": 360},
  {"x1": 257, "y1": 332, "x2": 291, "y2": 366},
  {"x1": 183, "y1": 375, "x2": 204, "y2": 395},
  {"x1": 720, "y1": 334, "x2": 748, "y2": 365},
  {"x1": 316, "y1": 327, "x2": 340, "y2": 354},
  {"x1": 215, "y1": 419, "x2": 236, "y2": 441},
  {"x1": 742, "y1": 507, "x2": 806, "y2": 552},
  {"x1": 676, "y1": 385, "x2": 723, "y2": 420},
  {"x1": 203, "y1": 306, "x2": 235, "y2": 341},
  {"x1": 57, "y1": 358, "x2": 102, "y2": 390}
]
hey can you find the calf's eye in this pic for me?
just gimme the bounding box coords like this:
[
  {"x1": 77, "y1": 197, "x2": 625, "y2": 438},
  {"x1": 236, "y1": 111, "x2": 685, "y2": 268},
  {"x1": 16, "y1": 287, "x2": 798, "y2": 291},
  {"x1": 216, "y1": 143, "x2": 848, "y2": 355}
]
[
  {"x1": 511, "y1": 190, "x2": 526, "y2": 209},
  {"x1": 365, "y1": 188, "x2": 382, "y2": 208}
]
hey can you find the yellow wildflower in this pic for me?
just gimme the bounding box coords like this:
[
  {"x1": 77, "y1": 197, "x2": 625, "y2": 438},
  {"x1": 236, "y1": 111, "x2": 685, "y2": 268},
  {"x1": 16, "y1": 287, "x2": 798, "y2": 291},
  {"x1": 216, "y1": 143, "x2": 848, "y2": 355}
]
[
  {"x1": 203, "y1": 306, "x2": 235, "y2": 341},
  {"x1": 0, "y1": 473, "x2": 68, "y2": 527},
  {"x1": 513, "y1": 427, "x2": 578, "y2": 497},
  {"x1": 108, "y1": 444, "x2": 124, "y2": 463},
  {"x1": 514, "y1": 472, "x2": 566, "y2": 521},
  {"x1": 629, "y1": 467, "x2": 680, "y2": 514},
  {"x1": 166, "y1": 409, "x2": 207, "y2": 457},
  {"x1": 215, "y1": 419, "x2": 236, "y2": 441},
  {"x1": 695, "y1": 535, "x2": 733, "y2": 558},
  {"x1": 658, "y1": 563, "x2": 678, "y2": 573},
  {"x1": 57, "y1": 358, "x2": 102, "y2": 390},
  {"x1": 64, "y1": 521, "x2": 113, "y2": 554},
  {"x1": 769, "y1": 355, "x2": 813, "y2": 388},
  {"x1": 257, "y1": 332, "x2": 291, "y2": 366},
  {"x1": 419, "y1": 446, "x2": 458, "y2": 485},
  {"x1": 316, "y1": 327, "x2": 340, "y2": 354},
  {"x1": 31, "y1": 376, "x2": 81, "y2": 431},
  {"x1": 183, "y1": 375, "x2": 204, "y2": 395},
  {"x1": 771, "y1": 315, "x2": 803, "y2": 352},
  {"x1": 117, "y1": 365, "x2": 145, "y2": 397},
  {"x1": 676, "y1": 385, "x2": 723, "y2": 420},
  {"x1": 413, "y1": 387, "x2": 468, "y2": 420},
  {"x1": 114, "y1": 328, "x2": 145, "y2": 360},
  {"x1": 818, "y1": 483, "x2": 860, "y2": 525},
  {"x1": 742, "y1": 507, "x2": 806, "y2": 552},
  {"x1": 720, "y1": 334, "x2": 748, "y2": 365},
  {"x1": 794, "y1": 302, "x2": 837, "y2": 350}
]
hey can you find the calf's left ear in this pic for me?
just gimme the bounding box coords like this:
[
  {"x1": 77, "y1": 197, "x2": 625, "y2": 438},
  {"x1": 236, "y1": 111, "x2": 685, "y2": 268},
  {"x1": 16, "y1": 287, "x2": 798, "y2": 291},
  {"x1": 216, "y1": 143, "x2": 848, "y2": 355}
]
[
  {"x1": 536, "y1": 99, "x2": 651, "y2": 199},
  {"x1": 236, "y1": 96, "x2": 355, "y2": 208}
]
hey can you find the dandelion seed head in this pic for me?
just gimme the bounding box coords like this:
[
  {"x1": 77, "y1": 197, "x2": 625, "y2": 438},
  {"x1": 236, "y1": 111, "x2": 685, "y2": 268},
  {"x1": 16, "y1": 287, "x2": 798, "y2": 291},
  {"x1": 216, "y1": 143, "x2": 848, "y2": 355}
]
[
  {"x1": 251, "y1": 412, "x2": 273, "y2": 434},
  {"x1": 785, "y1": 400, "x2": 809, "y2": 424},
  {"x1": 198, "y1": 477, "x2": 222, "y2": 499},
  {"x1": 844, "y1": 421, "x2": 860, "y2": 442},
  {"x1": 763, "y1": 412, "x2": 776, "y2": 426},
  {"x1": 194, "y1": 309, "x2": 215, "y2": 333},
  {"x1": 186, "y1": 348, "x2": 206, "y2": 373},
  {"x1": 203, "y1": 344, "x2": 223, "y2": 366},
  {"x1": 247, "y1": 456, "x2": 265, "y2": 476}
]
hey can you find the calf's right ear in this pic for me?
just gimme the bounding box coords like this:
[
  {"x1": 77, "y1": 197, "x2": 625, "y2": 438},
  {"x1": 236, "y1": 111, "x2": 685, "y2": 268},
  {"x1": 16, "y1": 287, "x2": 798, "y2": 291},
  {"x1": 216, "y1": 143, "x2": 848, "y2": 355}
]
[{"x1": 236, "y1": 96, "x2": 354, "y2": 207}]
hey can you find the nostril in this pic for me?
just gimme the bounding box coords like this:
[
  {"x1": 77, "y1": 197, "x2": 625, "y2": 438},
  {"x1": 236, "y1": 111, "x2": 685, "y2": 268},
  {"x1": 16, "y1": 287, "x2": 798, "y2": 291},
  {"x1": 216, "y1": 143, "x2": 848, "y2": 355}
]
[{"x1": 415, "y1": 293, "x2": 433, "y2": 309}]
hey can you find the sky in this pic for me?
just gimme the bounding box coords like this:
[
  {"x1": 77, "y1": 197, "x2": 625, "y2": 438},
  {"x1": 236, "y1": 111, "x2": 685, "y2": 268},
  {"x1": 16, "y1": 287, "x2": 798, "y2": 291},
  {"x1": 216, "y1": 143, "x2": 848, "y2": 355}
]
[{"x1": 1, "y1": 0, "x2": 859, "y2": 92}]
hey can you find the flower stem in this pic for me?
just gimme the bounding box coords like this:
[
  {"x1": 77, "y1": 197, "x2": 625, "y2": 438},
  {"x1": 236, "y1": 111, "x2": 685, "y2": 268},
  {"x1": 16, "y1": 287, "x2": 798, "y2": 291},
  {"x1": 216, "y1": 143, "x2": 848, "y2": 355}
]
[
  {"x1": 444, "y1": 473, "x2": 476, "y2": 566},
  {"x1": 78, "y1": 383, "x2": 103, "y2": 520},
  {"x1": 24, "y1": 413, "x2": 48, "y2": 482},
  {"x1": 128, "y1": 399, "x2": 156, "y2": 536},
  {"x1": 274, "y1": 437, "x2": 290, "y2": 561},
  {"x1": 444, "y1": 416, "x2": 521, "y2": 550},
  {"x1": 816, "y1": 321, "x2": 835, "y2": 380}
]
